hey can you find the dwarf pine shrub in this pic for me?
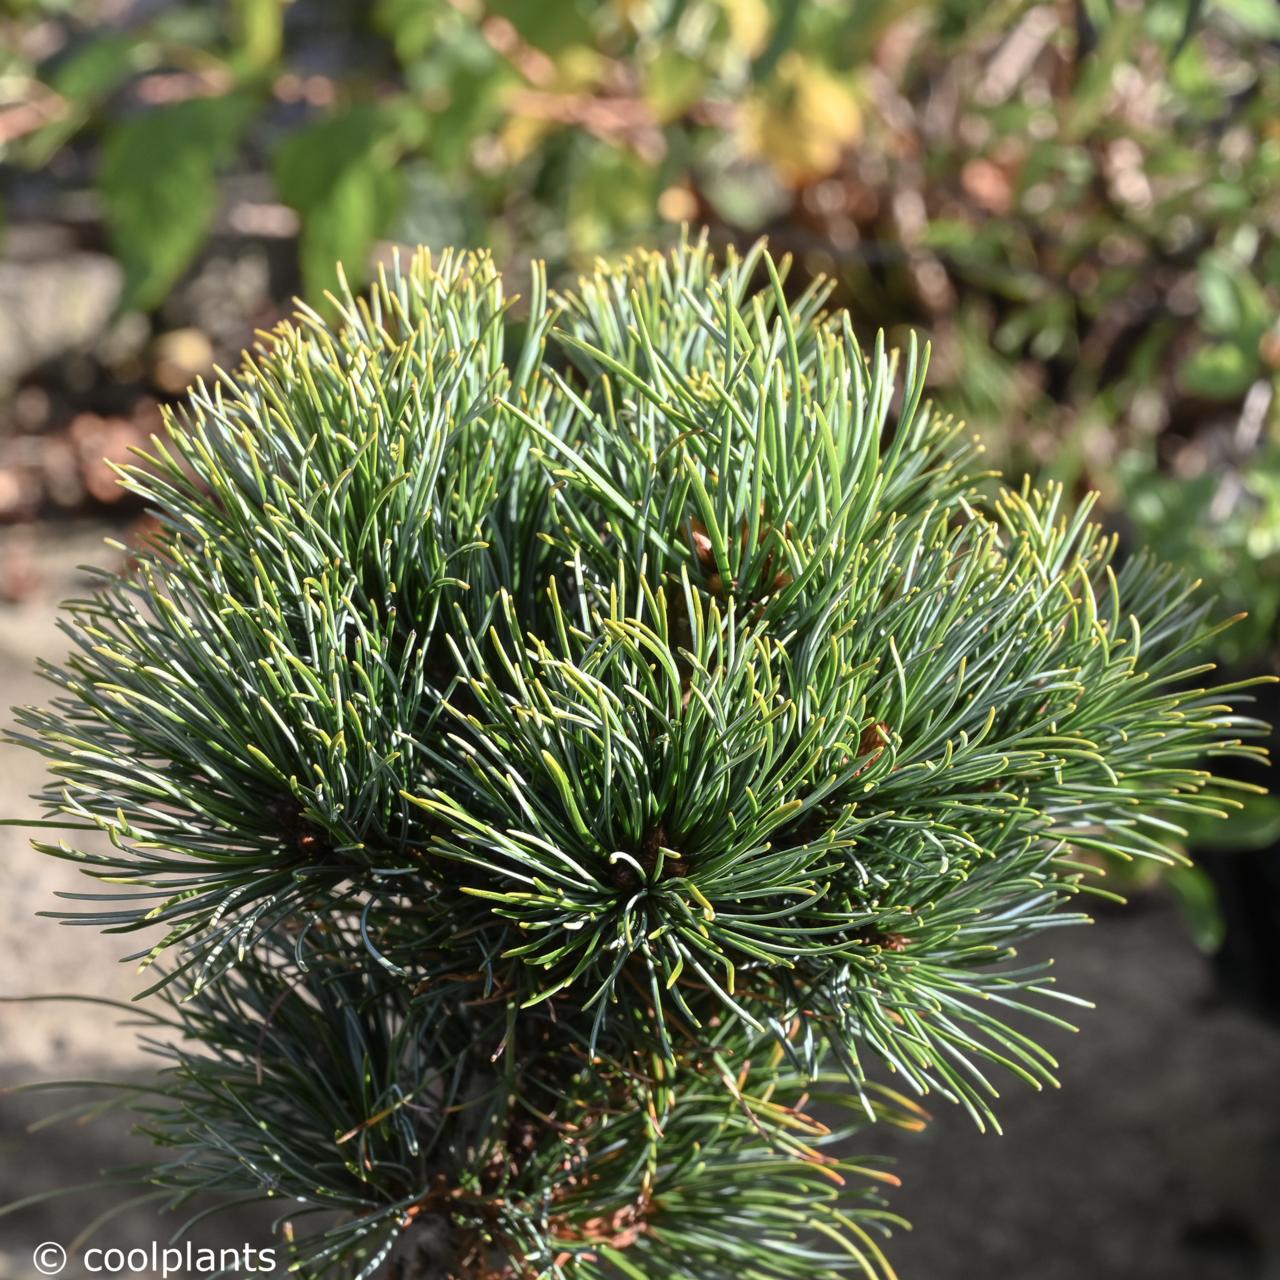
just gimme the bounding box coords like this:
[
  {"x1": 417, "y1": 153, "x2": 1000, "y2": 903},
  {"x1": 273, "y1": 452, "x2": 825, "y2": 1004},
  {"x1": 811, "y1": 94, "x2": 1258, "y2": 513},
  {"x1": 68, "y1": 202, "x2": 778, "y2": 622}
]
[{"x1": 8, "y1": 237, "x2": 1271, "y2": 1279}]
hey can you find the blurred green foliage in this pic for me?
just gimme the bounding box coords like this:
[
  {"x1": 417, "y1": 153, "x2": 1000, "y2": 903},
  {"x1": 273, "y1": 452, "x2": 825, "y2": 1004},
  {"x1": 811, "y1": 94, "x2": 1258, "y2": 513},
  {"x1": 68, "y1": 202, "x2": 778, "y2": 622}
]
[{"x1": 0, "y1": 0, "x2": 1277, "y2": 670}]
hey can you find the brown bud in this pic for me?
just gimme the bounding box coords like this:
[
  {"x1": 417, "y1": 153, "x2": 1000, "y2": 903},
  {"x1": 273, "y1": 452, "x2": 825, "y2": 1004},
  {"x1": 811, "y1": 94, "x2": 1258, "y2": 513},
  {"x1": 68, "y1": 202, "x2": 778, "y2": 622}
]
[
  {"x1": 853, "y1": 721, "x2": 891, "y2": 776},
  {"x1": 689, "y1": 518, "x2": 716, "y2": 567}
]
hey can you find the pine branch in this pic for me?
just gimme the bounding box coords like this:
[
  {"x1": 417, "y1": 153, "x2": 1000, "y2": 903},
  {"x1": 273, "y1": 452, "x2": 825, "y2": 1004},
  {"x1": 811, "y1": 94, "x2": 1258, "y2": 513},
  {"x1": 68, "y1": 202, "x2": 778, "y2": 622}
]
[{"x1": 6, "y1": 234, "x2": 1271, "y2": 1278}]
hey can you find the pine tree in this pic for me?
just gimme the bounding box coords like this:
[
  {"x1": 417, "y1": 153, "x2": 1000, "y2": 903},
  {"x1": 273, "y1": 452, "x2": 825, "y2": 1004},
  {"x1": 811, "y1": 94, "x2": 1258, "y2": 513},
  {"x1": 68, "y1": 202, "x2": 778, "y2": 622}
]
[{"x1": 7, "y1": 237, "x2": 1271, "y2": 1279}]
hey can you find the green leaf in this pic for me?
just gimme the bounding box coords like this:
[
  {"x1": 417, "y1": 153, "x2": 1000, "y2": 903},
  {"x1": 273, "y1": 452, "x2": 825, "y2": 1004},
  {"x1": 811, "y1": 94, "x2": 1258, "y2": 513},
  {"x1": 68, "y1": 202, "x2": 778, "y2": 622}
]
[
  {"x1": 1184, "y1": 795, "x2": 1280, "y2": 853},
  {"x1": 50, "y1": 34, "x2": 143, "y2": 104},
  {"x1": 486, "y1": 0, "x2": 583, "y2": 52},
  {"x1": 230, "y1": 0, "x2": 283, "y2": 74},
  {"x1": 273, "y1": 104, "x2": 405, "y2": 300},
  {"x1": 1178, "y1": 341, "x2": 1257, "y2": 399},
  {"x1": 100, "y1": 95, "x2": 254, "y2": 310},
  {"x1": 644, "y1": 51, "x2": 708, "y2": 123},
  {"x1": 1166, "y1": 864, "x2": 1224, "y2": 953},
  {"x1": 18, "y1": 37, "x2": 150, "y2": 166},
  {"x1": 21, "y1": 33, "x2": 156, "y2": 167},
  {"x1": 1198, "y1": 249, "x2": 1270, "y2": 339},
  {"x1": 373, "y1": 0, "x2": 438, "y2": 62},
  {"x1": 1199, "y1": 255, "x2": 1244, "y2": 335}
]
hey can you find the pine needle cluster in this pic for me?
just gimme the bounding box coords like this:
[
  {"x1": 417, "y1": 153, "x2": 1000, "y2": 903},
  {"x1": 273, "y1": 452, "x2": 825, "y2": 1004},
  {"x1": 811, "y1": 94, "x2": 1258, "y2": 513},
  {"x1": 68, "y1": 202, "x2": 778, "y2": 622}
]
[{"x1": 8, "y1": 237, "x2": 1270, "y2": 1279}]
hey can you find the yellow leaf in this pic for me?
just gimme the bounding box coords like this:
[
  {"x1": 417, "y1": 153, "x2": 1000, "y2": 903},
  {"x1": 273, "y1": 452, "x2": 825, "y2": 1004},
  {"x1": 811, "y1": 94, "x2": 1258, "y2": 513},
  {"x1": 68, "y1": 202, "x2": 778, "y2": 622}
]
[
  {"x1": 740, "y1": 52, "x2": 861, "y2": 185},
  {"x1": 719, "y1": 0, "x2": 771, "y2": 57}
]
